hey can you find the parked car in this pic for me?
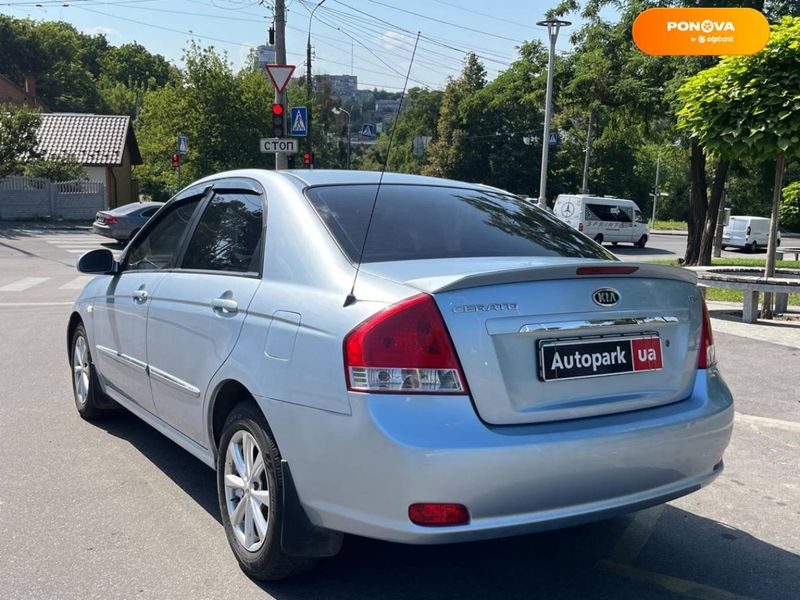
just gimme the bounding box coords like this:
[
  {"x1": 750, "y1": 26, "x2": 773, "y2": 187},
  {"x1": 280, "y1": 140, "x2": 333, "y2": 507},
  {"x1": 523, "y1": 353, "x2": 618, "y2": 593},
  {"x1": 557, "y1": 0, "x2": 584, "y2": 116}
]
[
  {"x1": 68, "y1": 170, "x2": 733, "y2": 581},
  {"x1": 92, "y1": 202, "x2": 163, "y2": 243},
  {"x1": 553, "y1": 194, "x2": 650, "y2": 248},
  {"x1": 722, "y1": 216, "x2": 779, "y2": 252}
]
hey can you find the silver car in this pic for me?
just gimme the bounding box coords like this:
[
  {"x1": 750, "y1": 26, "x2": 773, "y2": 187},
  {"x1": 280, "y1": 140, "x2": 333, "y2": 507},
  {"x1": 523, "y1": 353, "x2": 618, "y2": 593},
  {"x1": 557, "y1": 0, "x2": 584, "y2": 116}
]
[
  {"x1": 68, "y1": 170, "x2": 734, "y2": 580},
  {"x1": 92, "y1": 201, "x2": 163, "y2": 243}
]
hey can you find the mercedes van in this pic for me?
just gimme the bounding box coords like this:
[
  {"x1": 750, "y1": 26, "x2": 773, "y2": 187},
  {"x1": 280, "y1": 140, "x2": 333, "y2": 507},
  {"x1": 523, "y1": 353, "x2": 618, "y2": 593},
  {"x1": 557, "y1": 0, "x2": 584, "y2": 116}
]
[{"x1": 554, "y1": 194, "x2": 650, "y2": 248}]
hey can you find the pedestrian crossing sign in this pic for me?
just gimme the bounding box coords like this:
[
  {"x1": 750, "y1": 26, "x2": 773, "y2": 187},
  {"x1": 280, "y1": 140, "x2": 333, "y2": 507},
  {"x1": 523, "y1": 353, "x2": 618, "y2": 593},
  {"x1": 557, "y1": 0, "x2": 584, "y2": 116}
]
[{"x1": 290, "y1": 106, "x2": 307, "y2": 137}]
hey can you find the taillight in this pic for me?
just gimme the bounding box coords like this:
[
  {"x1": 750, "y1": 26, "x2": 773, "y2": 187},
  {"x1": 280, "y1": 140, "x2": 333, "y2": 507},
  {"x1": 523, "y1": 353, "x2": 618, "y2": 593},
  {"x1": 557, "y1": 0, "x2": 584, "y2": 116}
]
[
  {"x1": 698, "y1": 297, "x2": 716, "y2": 369},
  {"x1": 578, "y1": 222, "x2": 584, "y2": 232},
  {"x1": 105, "y1": 215, "x2": 118, "y2": 224},
  {"x1": 746, "y1": 226, "x2": 751, "y2": 236},
  {"x1": 409, "y1": 503, "x2": 469, "y2": 526},
  {"x1": 344, "y1": 293, "x2": 467, "y2": 394},
  {"x1": 576, "y1": 265, "x2": 639, "y2": 275}
]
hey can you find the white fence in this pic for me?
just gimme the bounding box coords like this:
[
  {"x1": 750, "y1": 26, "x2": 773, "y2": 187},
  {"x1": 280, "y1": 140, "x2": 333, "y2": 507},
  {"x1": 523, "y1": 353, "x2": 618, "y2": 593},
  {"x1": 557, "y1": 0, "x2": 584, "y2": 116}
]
[{"x1": 0, "y1": 176, "x2": 105, "y2": 221}]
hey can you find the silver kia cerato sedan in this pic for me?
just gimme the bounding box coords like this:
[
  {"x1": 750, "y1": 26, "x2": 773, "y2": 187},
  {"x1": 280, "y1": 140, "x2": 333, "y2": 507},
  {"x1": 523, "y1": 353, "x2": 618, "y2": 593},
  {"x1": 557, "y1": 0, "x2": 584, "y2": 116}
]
[{"x1": 68, "y1": 170, "x2": 733, "y2": 580}]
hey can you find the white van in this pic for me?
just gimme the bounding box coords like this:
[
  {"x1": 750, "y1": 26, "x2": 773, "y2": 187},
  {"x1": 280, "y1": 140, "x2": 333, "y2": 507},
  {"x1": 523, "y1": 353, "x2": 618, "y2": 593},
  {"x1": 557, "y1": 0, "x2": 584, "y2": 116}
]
[
  {"x1": 553, "y1": 194, "x2": 650, "y2": 247},
  {"x1": 721, "y1": 216, "x2": 779, "y2": 252}
]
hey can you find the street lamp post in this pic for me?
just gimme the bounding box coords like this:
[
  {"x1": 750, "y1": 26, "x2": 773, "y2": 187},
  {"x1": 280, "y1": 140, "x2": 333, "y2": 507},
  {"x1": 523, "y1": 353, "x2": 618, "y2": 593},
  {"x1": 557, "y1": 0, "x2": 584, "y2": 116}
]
[
  {"x1": 536, "y1": 18, "x2": 570, "y2": 207},
  {"x1": 332, "y1": 107, "x2": 351, "y2": 169},
  {"x1": 306, "y1": 0, "x2": 327, "y2": 161}
]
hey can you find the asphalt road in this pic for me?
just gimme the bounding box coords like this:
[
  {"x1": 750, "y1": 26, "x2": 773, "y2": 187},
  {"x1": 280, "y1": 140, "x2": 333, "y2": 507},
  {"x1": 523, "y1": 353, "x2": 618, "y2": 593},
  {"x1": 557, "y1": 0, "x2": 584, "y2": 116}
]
[
  {"x1": 0, "y1": 226, "x2": 798, "y2": 600},
  {"x1": 609, "y1": 231, "x2": 800, "y2": 262}
]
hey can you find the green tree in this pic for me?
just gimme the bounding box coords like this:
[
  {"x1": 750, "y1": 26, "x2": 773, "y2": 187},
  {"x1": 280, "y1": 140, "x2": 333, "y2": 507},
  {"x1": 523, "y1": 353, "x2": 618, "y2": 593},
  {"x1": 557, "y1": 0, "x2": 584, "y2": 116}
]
[
  {"x1": 423, "y1": 53, "x2": 488, "y2": 180},
  {"x1": 359, "y1": 87, "x2": 443, "y2": 173},
  {"x1": 0, "y1": 105, "x2": 40, "y2": 178},
  {"x1": 136, "y1": 43, "x2": 274, "y2": 199},
  {"x1": 678, "y1": 17, "x2": 800, "y2": 278},
  {"x1": 24, "y1": 155, "x2": 86, "y2": 181},
  {"x1": 780, "y1": 181, "x2": 800, "y2": 230}
]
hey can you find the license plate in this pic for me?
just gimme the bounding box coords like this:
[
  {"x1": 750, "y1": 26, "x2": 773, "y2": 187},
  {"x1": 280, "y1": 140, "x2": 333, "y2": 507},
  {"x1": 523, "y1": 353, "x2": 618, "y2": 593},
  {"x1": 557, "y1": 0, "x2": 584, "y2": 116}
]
[{"x1": 539, "y1": 334, "x2": 662, "y2": 382}]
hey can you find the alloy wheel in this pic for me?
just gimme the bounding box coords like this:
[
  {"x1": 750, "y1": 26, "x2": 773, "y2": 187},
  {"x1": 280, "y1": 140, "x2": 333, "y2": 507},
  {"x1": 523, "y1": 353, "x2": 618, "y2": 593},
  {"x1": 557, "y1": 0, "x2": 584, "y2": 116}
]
[
  {"x1": 72, "y1": 335, "x2": 90, "y2": 406},
  {"x1": 224, "y1": 430, "x2": 271, "y2": 552}
]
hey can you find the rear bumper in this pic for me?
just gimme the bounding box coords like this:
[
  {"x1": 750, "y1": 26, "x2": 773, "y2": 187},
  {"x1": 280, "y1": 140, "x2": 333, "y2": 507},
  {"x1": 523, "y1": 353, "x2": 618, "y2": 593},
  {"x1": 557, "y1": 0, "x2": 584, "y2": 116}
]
[
  {"x1": 257, "y1": 368, "x2": 733, "y2": 545},
  {"x1": 92, "y1": 223, "x2": 115, "y2": 239}
]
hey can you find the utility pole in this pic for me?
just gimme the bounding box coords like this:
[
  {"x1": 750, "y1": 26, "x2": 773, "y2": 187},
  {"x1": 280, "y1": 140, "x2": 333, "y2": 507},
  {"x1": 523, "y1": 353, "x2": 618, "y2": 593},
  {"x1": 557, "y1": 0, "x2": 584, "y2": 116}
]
[
  {"x1": 651, "y1": 156, "x2": 661, "y2": 229},
  {"x1": 580, "y1": 111, "x2": 592, "y2": 194},
  {"x1": 536, "y1": 19, "x2": 570, "y2": 207},
  {"x1": 306, "y1": 1, "x2": 327, "y2": 168},
  {"x1": 274, "y1": 0, "x2": 288, "y2": 169}
]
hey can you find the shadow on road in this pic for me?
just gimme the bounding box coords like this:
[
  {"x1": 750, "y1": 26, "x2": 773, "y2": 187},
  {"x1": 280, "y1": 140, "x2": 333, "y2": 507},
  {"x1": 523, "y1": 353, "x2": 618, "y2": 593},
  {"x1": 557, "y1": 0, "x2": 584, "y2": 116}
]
[{"x1": 94, "y1": 410, "x2": 800, "y2": 600}]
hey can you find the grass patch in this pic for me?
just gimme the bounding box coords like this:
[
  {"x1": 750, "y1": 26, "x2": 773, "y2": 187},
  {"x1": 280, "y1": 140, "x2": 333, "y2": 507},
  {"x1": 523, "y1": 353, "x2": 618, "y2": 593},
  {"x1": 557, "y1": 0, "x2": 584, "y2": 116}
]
[
  {"x1": 704, "y1": 288, "x2": 800, "y2": 305},
  {"x1": 651, "y1": 220, "x2": 687, "y2": 231},
  {"x1": 652, "y1": 257, "x2": 800, "y2": 269}
]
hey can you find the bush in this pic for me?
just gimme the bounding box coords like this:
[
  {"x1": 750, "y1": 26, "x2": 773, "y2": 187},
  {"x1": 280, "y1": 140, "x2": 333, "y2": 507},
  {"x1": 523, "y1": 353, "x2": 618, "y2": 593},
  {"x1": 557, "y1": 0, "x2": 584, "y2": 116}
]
[
  {"x1": 780, "y1": 181, "x2": 800, "y2": 231},
  {"x1": 23, "y1": 155, "x2": 86, "y2": 182}
]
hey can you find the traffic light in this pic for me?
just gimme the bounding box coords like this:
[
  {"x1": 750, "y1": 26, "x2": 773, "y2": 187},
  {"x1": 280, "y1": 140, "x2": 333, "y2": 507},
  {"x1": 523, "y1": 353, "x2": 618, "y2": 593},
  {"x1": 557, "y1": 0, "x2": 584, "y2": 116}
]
[
  {"x1": 303, "y1": 152, "x2": 314, "y2": 166},
  {"x1": 171, "y1": 153, "x2": 180, "y2": 169},
  {"x1": 272, "y1": 103, "x2": 285, "y2": 137},
  {"x1": 287, "y1": 154, "x2": 296, "y2": 169}
]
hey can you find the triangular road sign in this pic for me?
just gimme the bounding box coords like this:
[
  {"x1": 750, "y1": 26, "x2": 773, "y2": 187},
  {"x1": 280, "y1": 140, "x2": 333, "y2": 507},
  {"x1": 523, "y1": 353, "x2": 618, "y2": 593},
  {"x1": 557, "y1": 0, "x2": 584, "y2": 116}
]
[{"x1": 265, "y1": 64, "x2": 295, "y2": 93}]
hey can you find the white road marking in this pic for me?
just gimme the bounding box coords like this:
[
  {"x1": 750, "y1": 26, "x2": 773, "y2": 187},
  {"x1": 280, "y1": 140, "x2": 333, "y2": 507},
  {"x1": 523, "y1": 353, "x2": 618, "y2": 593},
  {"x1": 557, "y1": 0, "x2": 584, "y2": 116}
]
[
  {"x1": 0, "y1": 301, "x2": 73, "y2": 307},
  {"x1": 0, "y1": 277, "x2": 50, "y2": 292},
  {"x1": 735, "y1": 412, "x2": 800, "y2": 432},
  {"x1": 59, "y1": 276, "x2": 93, "y2": 290}
]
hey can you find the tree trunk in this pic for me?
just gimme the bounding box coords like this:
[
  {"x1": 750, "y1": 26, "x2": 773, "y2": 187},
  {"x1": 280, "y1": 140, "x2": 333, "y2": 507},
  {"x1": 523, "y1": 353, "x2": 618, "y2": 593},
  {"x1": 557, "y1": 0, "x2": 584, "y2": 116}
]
[
  {"x1": 698, "y1": 159, "x2": 730, "y2": 266},
  {"x1": 762, "y1": 153, "x2": 786, "y2": 319},
  {"x1": 684, "y1": 141, "x2": 708, "y2": 265}
]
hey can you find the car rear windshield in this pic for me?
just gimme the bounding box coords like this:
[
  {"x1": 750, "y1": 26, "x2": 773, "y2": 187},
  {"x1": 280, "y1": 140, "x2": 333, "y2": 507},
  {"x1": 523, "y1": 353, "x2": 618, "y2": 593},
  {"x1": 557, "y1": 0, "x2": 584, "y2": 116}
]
[{"x1": 305, "y1": 184, "x2": 615, "y2": 263}]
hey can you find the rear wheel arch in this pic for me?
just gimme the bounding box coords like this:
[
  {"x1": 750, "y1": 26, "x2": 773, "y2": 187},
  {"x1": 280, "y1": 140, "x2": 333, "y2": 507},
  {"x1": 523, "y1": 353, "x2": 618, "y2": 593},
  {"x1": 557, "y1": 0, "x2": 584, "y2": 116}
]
[
  {"x1": 209, "y1": 379, "x2": 262, "y2": 458},
  {"x1": 67, "y1": 312, "x2": 84, "y2": 361}
]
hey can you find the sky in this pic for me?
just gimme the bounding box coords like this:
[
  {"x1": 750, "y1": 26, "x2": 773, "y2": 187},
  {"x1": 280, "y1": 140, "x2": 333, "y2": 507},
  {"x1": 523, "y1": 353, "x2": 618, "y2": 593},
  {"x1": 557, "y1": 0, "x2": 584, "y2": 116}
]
[{"x1": 0, "y1": 0, "x2": 593, "y2": 91}]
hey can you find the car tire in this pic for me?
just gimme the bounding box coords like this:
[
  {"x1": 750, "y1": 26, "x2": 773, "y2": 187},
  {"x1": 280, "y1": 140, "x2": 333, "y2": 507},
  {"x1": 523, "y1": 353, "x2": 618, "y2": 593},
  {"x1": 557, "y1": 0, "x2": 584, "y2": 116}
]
[
  {"x1": 746, "y1": 241, "x2": 757, "y2": 253},
  {"x1": 593, "y1": 234, "x2": 604, "y2": 244},
  {"x1": 217, "y1": 402, "x2": 318, "y2": 581},
  {"x1": 636, "y1": 235, "x2": 648, "y2": 248},
  {"x1": 70, "y1": 324, "x2": 115, "y2": 421},
  {"x1": 611, "y1": 241, "x2": 618, "y2": 246}
]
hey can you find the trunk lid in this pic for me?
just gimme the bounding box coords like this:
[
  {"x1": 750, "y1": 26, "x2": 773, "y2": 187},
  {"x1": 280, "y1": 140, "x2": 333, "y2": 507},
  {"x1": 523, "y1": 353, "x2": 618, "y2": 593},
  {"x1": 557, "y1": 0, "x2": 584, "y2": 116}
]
[{"x1": 363, "y1": 258, "x2": 703, "y2": 424}]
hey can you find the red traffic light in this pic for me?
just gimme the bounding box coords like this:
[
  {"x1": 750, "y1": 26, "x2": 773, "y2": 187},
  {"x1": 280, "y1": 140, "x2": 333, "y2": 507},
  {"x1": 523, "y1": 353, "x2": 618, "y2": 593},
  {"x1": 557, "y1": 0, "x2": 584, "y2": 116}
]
[
  {"x1": 303, "y1": 152, "x2": 311, "y2": 165},
  {"x1": 171, "y1": 153, "x2": 180, "y2": 169},
  {"x1": 272, "y1": 103, "x2": 284, "y2": 115}
]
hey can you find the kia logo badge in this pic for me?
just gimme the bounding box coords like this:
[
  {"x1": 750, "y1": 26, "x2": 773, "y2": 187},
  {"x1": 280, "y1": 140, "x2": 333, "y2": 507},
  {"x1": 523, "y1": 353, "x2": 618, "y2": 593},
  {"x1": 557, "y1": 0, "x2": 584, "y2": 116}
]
[{"x1": 593, "y1": 288, "x2": 620, "y2": 307}]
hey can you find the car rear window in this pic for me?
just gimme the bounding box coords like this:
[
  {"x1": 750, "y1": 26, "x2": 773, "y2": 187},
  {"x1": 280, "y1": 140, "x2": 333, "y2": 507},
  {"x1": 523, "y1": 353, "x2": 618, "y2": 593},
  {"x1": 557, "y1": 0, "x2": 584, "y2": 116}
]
[{"x1": 305, "y1": 184, "x2": 614, "y2": 263}]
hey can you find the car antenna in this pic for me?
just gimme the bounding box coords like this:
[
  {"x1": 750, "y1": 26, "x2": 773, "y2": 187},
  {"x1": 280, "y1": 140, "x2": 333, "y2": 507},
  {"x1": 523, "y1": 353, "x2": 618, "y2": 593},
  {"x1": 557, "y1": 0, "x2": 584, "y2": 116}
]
[{"x1": 343, "y1": 32, "x2": 421, "y2": 308}]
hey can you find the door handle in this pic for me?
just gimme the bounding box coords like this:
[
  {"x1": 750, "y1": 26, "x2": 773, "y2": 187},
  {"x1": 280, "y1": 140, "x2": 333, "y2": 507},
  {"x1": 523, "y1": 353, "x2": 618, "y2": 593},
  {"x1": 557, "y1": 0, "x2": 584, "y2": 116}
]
[
  {"x1": 132, "y1": 287, "x2": 149, "y2": 304},
  {"x1": 211, "y1": 297, "x2": 238, "y2": 314}
]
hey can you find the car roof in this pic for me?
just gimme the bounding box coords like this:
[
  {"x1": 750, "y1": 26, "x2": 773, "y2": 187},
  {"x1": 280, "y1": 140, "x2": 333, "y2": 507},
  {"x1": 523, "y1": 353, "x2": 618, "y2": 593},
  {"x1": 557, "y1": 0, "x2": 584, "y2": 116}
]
[
  {"x1": 107, "y1": 201, "x2": 163, "y2": 215},
  {"x1": 193, "y1": 168, "x2": 511, "y2": 196}
]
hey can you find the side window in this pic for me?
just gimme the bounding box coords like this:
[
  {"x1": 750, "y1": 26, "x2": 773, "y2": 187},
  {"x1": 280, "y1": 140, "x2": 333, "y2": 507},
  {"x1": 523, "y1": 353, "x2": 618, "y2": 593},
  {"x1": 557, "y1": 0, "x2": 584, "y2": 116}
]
[
  {"x1": 181, "y1": 192, "x2": 264, "y2": 274},
  {"x1": 634, "y1": 210, "x2": 646, "y2": 224},
  {"x1": 124, "y1": 198, "x2": 201, "y2": 271},
  {"x1": 618, "y1": 207, "x2": 633, "y2": 223},
  {"x1": 140, "y1": 207, "x2": 159, "y2": 218}
]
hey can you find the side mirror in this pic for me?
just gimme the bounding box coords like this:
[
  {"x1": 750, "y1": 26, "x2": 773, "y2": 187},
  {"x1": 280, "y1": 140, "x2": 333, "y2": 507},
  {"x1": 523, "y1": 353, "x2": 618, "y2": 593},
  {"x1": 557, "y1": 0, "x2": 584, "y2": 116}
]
[{"x1": 77, "y1": 248, "x2": 117, "y2": 275}]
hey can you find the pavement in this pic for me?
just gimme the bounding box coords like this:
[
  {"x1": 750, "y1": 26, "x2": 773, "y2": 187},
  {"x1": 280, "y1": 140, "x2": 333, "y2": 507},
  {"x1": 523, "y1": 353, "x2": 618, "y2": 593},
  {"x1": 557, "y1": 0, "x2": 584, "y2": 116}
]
[{"x1": 0, "y1": 225, "x2": 797, "y2": 599}]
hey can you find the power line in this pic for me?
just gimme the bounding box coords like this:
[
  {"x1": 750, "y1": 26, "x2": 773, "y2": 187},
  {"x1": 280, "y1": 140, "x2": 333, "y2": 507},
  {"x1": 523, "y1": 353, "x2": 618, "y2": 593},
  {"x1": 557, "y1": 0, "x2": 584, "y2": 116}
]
[
  {"x1": 362, "y1": 0, "x2": 525, "y2": 44},
  {"x1": 428, "y1": 0, "x2": 539, "y2": 32}
]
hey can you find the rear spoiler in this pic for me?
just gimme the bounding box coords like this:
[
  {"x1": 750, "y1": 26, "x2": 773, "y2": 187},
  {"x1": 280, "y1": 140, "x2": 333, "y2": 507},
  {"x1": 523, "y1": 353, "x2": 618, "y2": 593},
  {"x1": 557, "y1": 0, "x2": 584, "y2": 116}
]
[{"x1": 410, "y1": 262, "x2": 697, "y2": 294}]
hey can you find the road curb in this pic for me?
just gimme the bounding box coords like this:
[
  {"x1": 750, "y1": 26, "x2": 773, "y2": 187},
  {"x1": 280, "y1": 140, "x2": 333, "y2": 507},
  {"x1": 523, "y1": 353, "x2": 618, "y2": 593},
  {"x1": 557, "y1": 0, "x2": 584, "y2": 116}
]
[
  {"x1": 651, "y1": 230, "x2": 688, "y2": 237},
  {"x1": 707, "y1": 301, "x2": 800, "y2": 349}
]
